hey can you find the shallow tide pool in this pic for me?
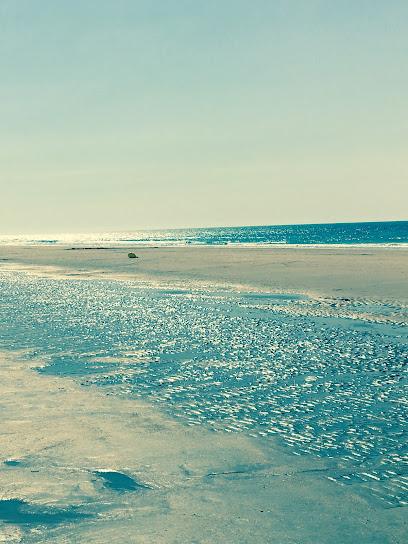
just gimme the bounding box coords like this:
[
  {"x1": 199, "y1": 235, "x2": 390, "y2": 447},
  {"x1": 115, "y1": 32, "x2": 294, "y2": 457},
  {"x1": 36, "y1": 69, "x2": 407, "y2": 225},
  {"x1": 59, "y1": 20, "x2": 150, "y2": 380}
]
[{"x1": 0, "y1": 270, "x2": 408, "y2": 533}]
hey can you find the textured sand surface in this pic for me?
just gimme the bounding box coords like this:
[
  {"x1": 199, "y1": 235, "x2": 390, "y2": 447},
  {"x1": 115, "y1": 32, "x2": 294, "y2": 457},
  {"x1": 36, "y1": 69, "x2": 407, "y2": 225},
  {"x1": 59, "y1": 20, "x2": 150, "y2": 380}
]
[
  {"x1": 1, "y1": 245, "x2": 408, "y2": 301},
  {"x1": 1, "y1": 351, "x2": 407, "y2": 544},
  {"x1": 1, "y1": 246, "x2": 407, "y2": 542}
]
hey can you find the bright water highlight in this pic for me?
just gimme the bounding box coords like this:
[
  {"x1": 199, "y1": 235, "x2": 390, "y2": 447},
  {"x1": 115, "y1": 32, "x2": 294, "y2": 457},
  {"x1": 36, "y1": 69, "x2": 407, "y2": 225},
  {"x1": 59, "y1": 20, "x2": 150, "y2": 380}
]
[
  {"x1": 0, "y1": 270, "x2": 407, "y2": 512},
  {"x1": 1, "y1": 221, "x2": 408, "y2": 247}
]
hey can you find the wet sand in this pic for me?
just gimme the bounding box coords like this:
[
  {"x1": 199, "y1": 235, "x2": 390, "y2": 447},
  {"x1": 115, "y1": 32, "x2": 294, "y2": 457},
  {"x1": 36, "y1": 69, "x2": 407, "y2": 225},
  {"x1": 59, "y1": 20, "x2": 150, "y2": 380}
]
[
  {"x1": 1, "y1": 350, "x2": 407, "y2": 544},
  {"x1": 1, "y1": 244, "x2": 408, "y2": 301},
  {"x1": 1, "y1": 246, "x2": 408, "y2": 542}
]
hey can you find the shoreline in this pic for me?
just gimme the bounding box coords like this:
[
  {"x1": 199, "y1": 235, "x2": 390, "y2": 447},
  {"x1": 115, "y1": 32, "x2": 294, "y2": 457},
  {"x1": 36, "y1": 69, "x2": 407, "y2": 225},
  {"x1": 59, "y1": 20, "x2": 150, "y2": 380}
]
[
  {"x1": 1, "y1": 244, "x2": 408, "y2": 303},
  {"x1": 1, "y1": 247, "x2": 408, "y2": 542}
]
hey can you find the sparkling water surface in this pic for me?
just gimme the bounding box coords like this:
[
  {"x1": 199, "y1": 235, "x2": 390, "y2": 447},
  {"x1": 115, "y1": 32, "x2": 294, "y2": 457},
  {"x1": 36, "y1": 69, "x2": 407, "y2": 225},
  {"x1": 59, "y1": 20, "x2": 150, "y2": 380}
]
[
  {"x1": 0, "y1": 270, "x2": 407, "y2": 510},
  {"x1": 1, "y1": 221, "x2": 408, "y2": 247}
]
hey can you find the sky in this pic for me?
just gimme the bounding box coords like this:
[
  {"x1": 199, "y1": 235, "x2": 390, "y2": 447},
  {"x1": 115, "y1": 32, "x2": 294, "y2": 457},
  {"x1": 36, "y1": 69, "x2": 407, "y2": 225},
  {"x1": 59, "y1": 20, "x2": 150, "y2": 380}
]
[{"x1": 1, "y1": 1, "x2": 407, "y2": 233}]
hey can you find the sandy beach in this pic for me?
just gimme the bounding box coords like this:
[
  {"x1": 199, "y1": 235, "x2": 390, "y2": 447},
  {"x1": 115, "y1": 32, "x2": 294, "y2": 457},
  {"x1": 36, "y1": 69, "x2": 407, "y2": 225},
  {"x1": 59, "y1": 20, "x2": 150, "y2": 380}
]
[
  {"x1": 3, "y1": 0, "x2": 408, "y2": 540},
  {"x1": 1, "y1": 245, "x2": 407, "y2": 543},
  {"x1": 1, "y1": 349, "x2": 407, "y2": 544},
  {"x1": 1, "y1": 244, "x2": 408, "y2": 301}
]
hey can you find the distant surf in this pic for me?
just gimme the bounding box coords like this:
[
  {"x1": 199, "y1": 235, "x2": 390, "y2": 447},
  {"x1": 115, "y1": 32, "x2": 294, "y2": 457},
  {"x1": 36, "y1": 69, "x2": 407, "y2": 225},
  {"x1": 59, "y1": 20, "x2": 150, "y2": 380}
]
[{"x1": 1, "y1": 221, "x2": 407, "y2": 247}]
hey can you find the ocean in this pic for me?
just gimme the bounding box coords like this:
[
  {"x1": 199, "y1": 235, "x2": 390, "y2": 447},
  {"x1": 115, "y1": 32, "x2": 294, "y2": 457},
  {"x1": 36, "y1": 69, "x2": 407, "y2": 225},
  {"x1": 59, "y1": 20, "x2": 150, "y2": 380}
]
[{"x1": 1, "y1": 220, "x2": 408, "y2": 247}]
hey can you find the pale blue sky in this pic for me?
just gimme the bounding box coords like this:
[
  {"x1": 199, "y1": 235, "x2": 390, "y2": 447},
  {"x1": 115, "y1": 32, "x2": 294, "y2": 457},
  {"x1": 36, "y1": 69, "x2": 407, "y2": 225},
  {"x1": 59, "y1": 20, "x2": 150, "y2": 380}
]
[{"x1": 1, "y1": 1, "x2": 407, "y2": 233}]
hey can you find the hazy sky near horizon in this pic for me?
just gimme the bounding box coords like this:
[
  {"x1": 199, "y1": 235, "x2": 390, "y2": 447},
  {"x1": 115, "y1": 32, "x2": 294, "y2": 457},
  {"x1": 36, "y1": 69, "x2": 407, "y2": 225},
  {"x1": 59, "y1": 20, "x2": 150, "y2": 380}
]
[{"x1": 1, "y1": 1, "x2": 407, "y2": 233}]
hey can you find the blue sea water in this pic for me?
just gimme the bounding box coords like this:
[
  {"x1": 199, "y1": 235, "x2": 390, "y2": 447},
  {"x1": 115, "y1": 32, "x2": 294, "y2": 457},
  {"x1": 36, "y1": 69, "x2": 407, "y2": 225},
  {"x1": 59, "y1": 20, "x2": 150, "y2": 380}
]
[{"x1": 1, "y1": 221, "x2": 408, "y2": 247}]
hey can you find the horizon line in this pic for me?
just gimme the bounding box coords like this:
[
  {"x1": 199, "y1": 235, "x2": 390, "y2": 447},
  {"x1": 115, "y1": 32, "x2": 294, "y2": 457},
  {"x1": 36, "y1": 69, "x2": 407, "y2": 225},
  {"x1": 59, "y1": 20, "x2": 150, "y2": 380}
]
[{"x1": 1, "y1": 219, "x2": 407, "y2": 237}]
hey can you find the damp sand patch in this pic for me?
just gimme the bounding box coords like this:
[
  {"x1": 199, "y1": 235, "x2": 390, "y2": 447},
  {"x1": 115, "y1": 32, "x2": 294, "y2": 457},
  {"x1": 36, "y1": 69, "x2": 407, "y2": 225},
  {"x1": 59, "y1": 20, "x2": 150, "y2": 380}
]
[
  {"x1": 93, "y1": 471, "x2": 150, "y2": 492},
  {"x1": 0, "y1": 499, "x2": 90, "y2": 525},
  {"x1": 1, "y1": 352, "x2": 407, "y2": 542}
]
